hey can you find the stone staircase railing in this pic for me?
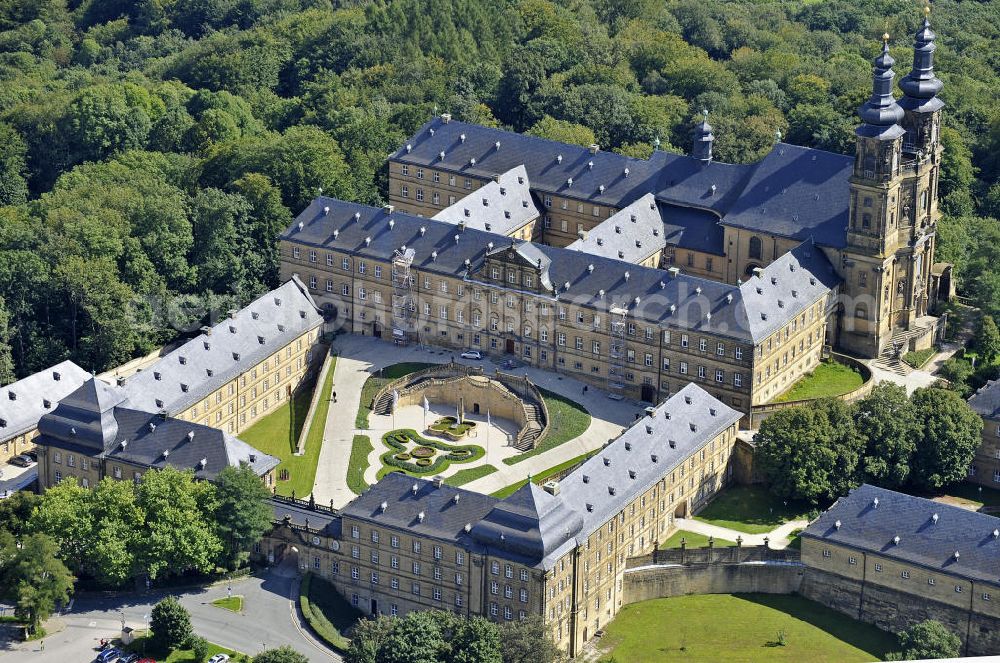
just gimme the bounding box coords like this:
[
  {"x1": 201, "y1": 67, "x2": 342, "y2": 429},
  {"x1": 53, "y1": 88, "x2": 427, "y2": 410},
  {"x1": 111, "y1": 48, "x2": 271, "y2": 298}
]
[{"x1": 371, "y1": 362, "x2": 549, "y2": 451}]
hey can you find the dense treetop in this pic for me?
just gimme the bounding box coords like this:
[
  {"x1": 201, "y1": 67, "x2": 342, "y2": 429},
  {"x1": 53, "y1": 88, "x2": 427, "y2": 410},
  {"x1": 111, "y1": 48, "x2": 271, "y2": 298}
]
[{"x1": 0, "y1": 0, "x2": 998, "y2": 377}]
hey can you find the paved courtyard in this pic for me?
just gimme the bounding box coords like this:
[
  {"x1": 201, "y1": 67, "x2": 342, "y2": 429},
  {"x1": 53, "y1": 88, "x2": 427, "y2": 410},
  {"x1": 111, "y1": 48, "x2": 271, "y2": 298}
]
[{"x1": 313, "y1": 335, "x2": 640, "y2": 507}]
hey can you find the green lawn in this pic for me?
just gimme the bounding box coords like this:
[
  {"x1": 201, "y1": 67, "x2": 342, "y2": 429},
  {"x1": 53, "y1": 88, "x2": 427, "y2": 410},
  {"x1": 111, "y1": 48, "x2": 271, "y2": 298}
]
[
  {"x1": 694, "y1": 486, "x2": 812, "y2": 535},
  {"x1": 123, "y1": 634, "x2": 245, "y2": 662},
  {"x1": 598, "y1": 594, "x2": 896, "y2": 663},
  {"x1": 503, "y1": 387, "x2": 591, "y2": 465},
  {"x1": 659, "y1": 529, "x2": 736, "y2": 549},
  {"x1": 355, "y1": 362, "x2": 436, "y2": 429},
  {"x1": 491, "y1": 450, "x2": 598, "y2": 498},
  {"x1": 444, "y1": 464, "x2": 498, "y2": 486},
  {"x1": 347, "y1": 434, "x2": 373, "y2": 495},
  {"x1": 774, "y1": 360, "x2": 864, "y2": 402},
  {"x1": 211, "y1": 595, "x2": 243, "y2": 613},
  {"x1": 902, "y1": 347, "x2": 937, "y2": 369},
  {"x1": 299, "y1": 573, "x2": 361, "y2": 653},
  {"x1": 239, "y1": 357, "x2": 335, "y2": 497}
]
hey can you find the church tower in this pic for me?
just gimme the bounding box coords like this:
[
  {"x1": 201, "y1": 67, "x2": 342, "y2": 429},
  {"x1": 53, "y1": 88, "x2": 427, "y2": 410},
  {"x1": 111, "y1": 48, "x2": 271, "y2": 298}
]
[
  {"x1": 840, "y1": 34, "x2": 908, "y2": 358},
  {"x1": 839, "y1": 19, "x2": 944, "y2": 360}
]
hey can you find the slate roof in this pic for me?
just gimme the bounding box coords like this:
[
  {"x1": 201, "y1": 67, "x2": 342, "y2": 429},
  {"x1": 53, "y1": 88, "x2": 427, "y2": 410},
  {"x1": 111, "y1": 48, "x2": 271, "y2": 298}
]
[
  {"x1": 470, "y1": 481, "x2": 585, "y2": 562},
  {"x1": 720, "y1": 143, "x2": 854, "y2": 248},
  {"x1": 660, "y1": 205, "x2": 726, "y2": 256},
  {"x1": 737, "y1": 240, "x2": 841, "y2": 341},
  {"x1": 37, "y1": 377, "x2": 131, "y2": 452},
  {"x1": 803, "y1": 484, "x2": 1000, "y2": 586},
  {"x1": 285, "y1": 199, "x2": 840, "y2": 343},
  {"x1": 432, "y1": 165, "x2": 542, "y2": 236},
  {"x1": 0, "y1": 360, "x2": 90, "y2": 440},
  {"x1": 547, "y1": 383, "x2": 742, "y2": 565},
  {"x1": 391, "y1": 117, "x2": 854, "y2": 249},
  {"x1": 567, "y1": 194, "x2": 666, "y2": 264},
  {"x1": 968, "y1": 380, "x2": 1000, "y2": 420},
  {"x1": 124, "y1": 278, "x2": 323, "y2": 415},
  {"x1": 37, "y1": 379, "x2": 278, "y2": 480},
  {"x1": 340, "y1": 473, "x2": 500, "y2": 547}
]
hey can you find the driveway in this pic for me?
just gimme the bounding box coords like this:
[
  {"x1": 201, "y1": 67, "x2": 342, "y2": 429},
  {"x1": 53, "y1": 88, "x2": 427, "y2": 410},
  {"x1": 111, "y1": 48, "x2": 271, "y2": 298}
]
[{"x1": 0, "y1": 561, "x2": 339, "y2": 662}]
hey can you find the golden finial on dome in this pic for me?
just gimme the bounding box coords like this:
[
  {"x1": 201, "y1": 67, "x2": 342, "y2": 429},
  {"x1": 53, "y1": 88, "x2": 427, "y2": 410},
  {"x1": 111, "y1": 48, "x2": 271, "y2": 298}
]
[
  {"x1": 882, "y1": 32, "x2": 891, "y2": 43},
  {"x1": 924, "y1": 3, "x2": 931, "y2": 15}
]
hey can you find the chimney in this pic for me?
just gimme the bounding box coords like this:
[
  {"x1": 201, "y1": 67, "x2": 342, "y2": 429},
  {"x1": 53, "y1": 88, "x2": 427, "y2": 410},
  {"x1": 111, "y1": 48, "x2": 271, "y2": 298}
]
[
  {"x1": 542, "y1": 480, "x2": 560, "y2": 496},
  {"x1": 441, "y1": 113, "x2": 451, "y2": 124},
  {"x1": 589, "y1": 144, "x2": 599, "y2": 154}
]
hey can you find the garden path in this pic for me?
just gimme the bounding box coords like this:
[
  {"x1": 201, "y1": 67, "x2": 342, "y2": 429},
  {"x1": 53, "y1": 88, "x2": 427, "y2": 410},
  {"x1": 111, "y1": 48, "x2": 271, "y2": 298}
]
[
  {"x1": 674, "y1": 517, "x2": 809, "y2": 550},
  {"x1": 312, "y1": 335, "x2": 639, "y2": 507}
]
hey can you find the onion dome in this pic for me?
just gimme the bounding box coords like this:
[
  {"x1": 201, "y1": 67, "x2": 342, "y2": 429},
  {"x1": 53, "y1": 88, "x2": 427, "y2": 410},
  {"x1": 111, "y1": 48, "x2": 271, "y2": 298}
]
[{"x1": 856, "y1": 35, "x2": 906, "y2": 139}]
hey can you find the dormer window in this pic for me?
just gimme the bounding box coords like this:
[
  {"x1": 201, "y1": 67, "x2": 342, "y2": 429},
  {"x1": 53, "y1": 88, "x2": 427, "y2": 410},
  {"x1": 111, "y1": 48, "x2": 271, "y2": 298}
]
[
  {"x1": 180, "y1": 384, "x2": 189, "y2": 393},
  {"x1": 53, "y1": 371, "x2": 61, "y2": 381},
  {"x1": 251, "y1": 311, "x2": 260, "y2": 320},
  {"x1": 43, "y1": 399, "x2": 51, "y2": 409},
  {"x1": 154, "y1": 372, "x2": 161, "y2": 381},
  {"x1": 179, "y1": 356, "x2": 187, "y2": 365}
]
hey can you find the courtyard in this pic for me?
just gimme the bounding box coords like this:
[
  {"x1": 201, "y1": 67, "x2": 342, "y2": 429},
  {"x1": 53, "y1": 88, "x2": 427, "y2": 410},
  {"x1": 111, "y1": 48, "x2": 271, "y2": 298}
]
[
  {"x1": 311, "y1": 335, "x2": 635, "y2": 507},
  {"x1": 594, "y1": 594, "x2": 897, "y2": 662}
]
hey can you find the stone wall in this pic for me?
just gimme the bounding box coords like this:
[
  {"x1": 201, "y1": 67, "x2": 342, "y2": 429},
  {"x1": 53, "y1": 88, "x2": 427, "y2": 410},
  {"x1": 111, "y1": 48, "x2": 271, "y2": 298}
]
[
  {"x1": 799, "y1": 567, "x2": 1000, "y2": 657},
  {"x1": 622, "y1": 560, "x2": 804, "y2": 605},
  {"x1": 396, "y1": 374, "x2": 527, "y2": 433}
]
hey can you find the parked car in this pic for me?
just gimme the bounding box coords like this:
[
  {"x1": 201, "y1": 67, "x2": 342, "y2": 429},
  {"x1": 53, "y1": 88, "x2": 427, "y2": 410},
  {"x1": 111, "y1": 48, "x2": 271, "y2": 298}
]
[
  {"x1": 207, "y1": 655, "x2": 230, "y2": 663},
  {"x1": 460, "y1": 350, "x2": 483, "y2": 360},
  {"x1": 8, "y1": 454, "x2": 34, "y2": 467},
  {"x1": 24, "y1": 449, "x2": 38, "y2": 462},
  {"x1": 136, "y1": 659, "x2": 156, "y2": 663},
  {"x1": 96, "y1": 648, "x2": 121, "y2": 663},
  {"x1": 119, "y1": 653, "x2": 139, "y2": 663}
]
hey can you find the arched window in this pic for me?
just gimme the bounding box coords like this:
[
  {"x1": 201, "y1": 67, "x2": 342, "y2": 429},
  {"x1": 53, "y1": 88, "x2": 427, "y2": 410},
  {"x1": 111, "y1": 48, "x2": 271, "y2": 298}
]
[
  {"x1": 855, "y1": 305, "x2": 867, "y2": 320},
  {"x1": 861, "y1": 213, "x2": 871, "y2": 229},
  {"x1": 748, "y1": 236, "x2": 762, "y2": 260}
]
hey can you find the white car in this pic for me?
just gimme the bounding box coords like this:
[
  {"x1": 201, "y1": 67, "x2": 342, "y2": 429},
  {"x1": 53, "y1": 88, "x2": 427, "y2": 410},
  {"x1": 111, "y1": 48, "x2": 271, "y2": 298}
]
[
  {"x1": 460, "y1": 350, "x2": 483, "y2": 360},
  {"x1": 207, "y1": 655, "x2": 230, "y2": 663}
]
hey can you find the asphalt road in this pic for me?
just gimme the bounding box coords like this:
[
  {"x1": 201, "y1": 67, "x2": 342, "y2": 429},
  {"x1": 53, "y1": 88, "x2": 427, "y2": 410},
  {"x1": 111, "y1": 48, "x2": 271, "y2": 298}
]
[{"x1": 0, "y1": 560, "x2": 340, "y2": 662}]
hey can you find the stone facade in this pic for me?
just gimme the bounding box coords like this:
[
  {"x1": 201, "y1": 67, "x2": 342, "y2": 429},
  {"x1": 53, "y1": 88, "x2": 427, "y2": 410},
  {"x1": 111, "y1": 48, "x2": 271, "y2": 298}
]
[{"x1": 280, "y1": 234, "x2": 833, "y2": 413}]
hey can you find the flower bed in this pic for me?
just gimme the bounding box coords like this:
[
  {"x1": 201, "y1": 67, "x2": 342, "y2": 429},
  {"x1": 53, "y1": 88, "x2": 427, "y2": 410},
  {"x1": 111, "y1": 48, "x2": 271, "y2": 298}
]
[
  {"x1": 380, "y1": 429, "x2": 485, "y2": 475},
  {"x1": 428, "y1": 416, "x2": 477, "y2": 439}
]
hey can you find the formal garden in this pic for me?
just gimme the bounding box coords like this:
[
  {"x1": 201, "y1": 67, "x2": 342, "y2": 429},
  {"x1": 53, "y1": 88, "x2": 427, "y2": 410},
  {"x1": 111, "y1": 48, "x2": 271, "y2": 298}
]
[
  {"x1": 428, "y1": 415, "x2": 477, "y2": 439},
  {"x1": 379, "y1": 429, "x2": 485, "y2": 476},
  {"x1": 596, "y1": 594, "x2": 897, "y2": 663}
]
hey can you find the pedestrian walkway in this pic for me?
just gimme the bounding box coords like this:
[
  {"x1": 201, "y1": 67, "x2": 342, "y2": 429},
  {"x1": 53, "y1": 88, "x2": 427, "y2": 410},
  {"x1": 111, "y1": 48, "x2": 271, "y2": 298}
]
[
  {"x1": 312, "y1": 335, "x2": 641, "y2": 507},
  {"x1": 675, "y1": 517, "x2": 809, "y2": 550}
]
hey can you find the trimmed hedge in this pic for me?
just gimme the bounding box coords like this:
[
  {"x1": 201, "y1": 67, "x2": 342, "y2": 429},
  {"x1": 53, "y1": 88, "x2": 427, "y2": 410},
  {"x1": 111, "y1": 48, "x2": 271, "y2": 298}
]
[
  {"x1": 299, "y1": 573, "x2": 361, "y2": 653},
  {"x1": 379, "y1": 429, "x2": 484, "y2": 475}
]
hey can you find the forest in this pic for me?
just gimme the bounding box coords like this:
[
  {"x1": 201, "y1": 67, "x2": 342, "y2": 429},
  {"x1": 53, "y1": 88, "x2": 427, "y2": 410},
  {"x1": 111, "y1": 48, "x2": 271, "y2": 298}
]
[{"x1": 0, "y1": 0, "x2": 998, "y2": 380}]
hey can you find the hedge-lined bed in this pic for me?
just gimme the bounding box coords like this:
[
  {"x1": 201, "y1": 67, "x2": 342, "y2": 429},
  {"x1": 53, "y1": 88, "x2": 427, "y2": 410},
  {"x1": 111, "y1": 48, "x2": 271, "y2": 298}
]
[
  {"x1": 428, "y1": 416, "x2": 477, "y2": 439},
  {"x1": 299, "y1": 572, "x2": 361, "y2": 653},
  {"x1": 380, "y1": 429, "x2": 484, "y2": 475}
]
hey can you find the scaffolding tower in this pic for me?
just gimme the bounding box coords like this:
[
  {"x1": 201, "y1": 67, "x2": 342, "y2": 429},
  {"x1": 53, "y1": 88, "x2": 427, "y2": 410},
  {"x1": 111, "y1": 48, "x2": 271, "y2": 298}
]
[
  {"x1": 608, "y1": 306, "x2": 628, "y2": 400},
  {"x1": 391, "y1": 248, "x2": 416, "y2": 345}
]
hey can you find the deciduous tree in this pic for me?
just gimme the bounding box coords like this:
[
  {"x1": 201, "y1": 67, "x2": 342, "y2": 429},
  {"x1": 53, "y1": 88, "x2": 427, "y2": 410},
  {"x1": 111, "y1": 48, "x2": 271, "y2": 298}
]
[
  {"x1": 909, "y1": 387, "x2": 982, "y2": 490},
  {"x1": 214, "y1": 465, "x2": 273, "y2": 569}
]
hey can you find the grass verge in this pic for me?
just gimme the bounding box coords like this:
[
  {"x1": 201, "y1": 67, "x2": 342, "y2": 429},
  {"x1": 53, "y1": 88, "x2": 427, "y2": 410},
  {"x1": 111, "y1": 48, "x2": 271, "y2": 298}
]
[
  {"x1": 597, "y1": 594, "x2": 897, "y2": 662},
  {"x1": 123, "y1": 634, "x2": 245, "y2": 662},
  {"x1": 491, "y1": 450, "x2": 599, "y2": 498},
  {"x1": 658, "y1": 529, "x2": 736, "y2": 549},
  {"x1": 347, "y1": 434, "x2": 373, "y2": 495},
  {"x1": 693, "y1": 486, "x2": 812, "y2": 535},
  {"x1": 774, "y1": 359, "x2": 864, "y2": 403},
  {"x1": 356, "y1": 362, "x2": 436, "y2": 429},
  {"x1": 211, "y1": 596, "x2": 243, "y2": 613},
  {"x1": 503, "y1": 387, "x2": 591, "y2": 465},
  {"x1": 240, "y1": 357, "x2": 335, "y2": 497},
  {"x1": 902, "y1": 347, "x2": 937, "y2": 369},
  {"x1": 299, "y1": 572, "x2": 361, "y2": 653},
  {"x1": 444, "y1": 465, "x2": 498, "y2": 486}
]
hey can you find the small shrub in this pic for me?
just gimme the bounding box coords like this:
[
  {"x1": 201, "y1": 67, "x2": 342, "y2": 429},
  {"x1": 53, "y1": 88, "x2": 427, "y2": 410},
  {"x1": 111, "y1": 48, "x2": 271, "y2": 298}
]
[
  {"x1": 411, "y1": 446, "x2": 436, "y2": 458},
  {"x1": 416, "y1": 458, "x2": 432, "y2": 467},
  {"x1": 394, "y1": 453, "x2": 411, "y2": 461}
]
